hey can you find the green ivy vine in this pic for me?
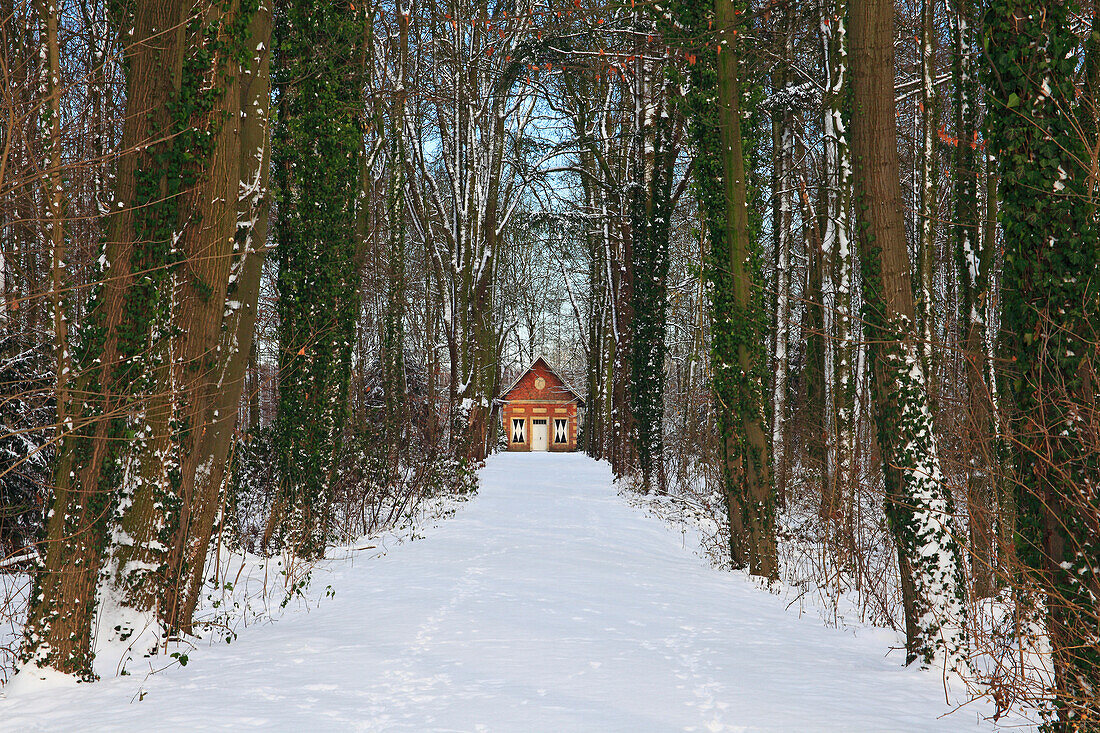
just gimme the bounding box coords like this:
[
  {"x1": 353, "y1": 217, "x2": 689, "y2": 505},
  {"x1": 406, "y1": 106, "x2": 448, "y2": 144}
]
[
  {"x1": 271, "y1": 0, "x2": 366, "y2": 559},
  {"x1": 983, "y1": 0, "x2": 1100, "y2": 724}
]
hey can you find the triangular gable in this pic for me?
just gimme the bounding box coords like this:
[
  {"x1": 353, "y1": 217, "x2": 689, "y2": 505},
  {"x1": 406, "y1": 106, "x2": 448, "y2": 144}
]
[{"x1": 500, "y1": 356, "x2": 585, "y2": 405}]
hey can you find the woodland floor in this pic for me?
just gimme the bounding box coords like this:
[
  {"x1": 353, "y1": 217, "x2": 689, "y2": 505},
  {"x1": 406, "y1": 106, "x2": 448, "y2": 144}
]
[{"x1": 0, "y1": 452, "x2": 1022, "y2": 732}]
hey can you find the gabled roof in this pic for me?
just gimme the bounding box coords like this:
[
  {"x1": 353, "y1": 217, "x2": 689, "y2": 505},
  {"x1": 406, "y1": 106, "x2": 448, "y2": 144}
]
[{"x1": 500, "y1": 356, "x2": 585, "y2": 406}]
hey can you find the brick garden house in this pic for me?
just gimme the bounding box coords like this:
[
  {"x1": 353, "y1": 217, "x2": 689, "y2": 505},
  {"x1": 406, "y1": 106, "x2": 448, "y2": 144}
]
[{"x1": 499, "y1": 357, "x2": 584, "y2": 451}]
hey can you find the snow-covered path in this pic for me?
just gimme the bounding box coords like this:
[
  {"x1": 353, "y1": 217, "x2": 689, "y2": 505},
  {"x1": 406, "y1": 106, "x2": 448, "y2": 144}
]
[{"x1": 2, "y1": 453, "x2": 1009, "y2": 732}]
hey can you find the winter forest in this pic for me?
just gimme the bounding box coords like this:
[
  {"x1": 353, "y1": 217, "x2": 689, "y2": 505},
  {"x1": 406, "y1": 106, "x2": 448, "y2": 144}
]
[{"x1": 0, "y1": 0, "x2": 1098, "y2": 728}]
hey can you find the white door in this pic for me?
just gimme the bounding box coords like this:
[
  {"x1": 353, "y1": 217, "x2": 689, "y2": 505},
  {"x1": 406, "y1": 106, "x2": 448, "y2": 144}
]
[{"x1": 531, "y1": 419, "x2": 548, "y2": 451}]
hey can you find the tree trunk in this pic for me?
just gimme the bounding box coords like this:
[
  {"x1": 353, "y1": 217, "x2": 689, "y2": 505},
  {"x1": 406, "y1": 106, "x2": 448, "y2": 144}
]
[
  {"x1": 951, "y1": 0, "x2": 994, "y2": 599},
  {"x1": 170, "y1": 1, "x2": 273, "y2": 633},
  {"x1": 19, "y1": 0, "x2": 188, "y2": 680},
  {"x1": 381, "y1": 2, "x2": 410, "y2": 477},
  {"x1": 269, "y1": 0, "x2": 365, "y2": 558},
  {"x1": 769, "y1": 6, "x2": 795, "y2": 505},
  {"x1": 629, "y1": 47, "x2": 675, "y2": 494},
  {"x1": 36, "y1": 0, "x2": 69, "y2": 427},
  {"x1": 819, "y1": 0, "x2": 855, "y2": 538},
  {"x1": 707, "y1": 0, "x2": 779, "y2": 578},
  {"x1": 95, "y1": 0, "x2": 260, "y2": 666},
  {"x1": 797, "y1": 140, "x2": 828, "y2": 513},
  {"x1": 984, "y1": 0, "x2": 1100, "y2": 718},
  {"x1": 850, "y1": 0, "x2": 968, "y2": 670},
  {"x1": 915, "y1": 0, "x2": 938, "y2": 404}
]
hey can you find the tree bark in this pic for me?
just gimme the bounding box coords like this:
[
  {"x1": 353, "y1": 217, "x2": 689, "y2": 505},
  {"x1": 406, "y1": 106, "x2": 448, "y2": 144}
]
[
  {"x1": 713, "y1": 0, "x2": 778, "y2": 578},
  {"x1": 951, "y1": 0, "x2": 994, "y2": 599},
  {"x1": 850, "y1": 0, "x2": 968, "y2": 669},
  {"x1": 170, "y1": 1, "x2": 273, "y2": 633},
  {"x1": 36, "y1": 0, "x2": 69, "y2": 427},
  {"x1": 19, "y1": 0, "x2": 188, "y2": 679},
  {"x1": 984, "y1": 0, "x2": 1100, "y2": 717},
  {"x1": 916, "y1": 0, "x2": 938, "y2": 398},
  {"x1": 818, "y1": 0, "x2": 855, "y2": 539}
]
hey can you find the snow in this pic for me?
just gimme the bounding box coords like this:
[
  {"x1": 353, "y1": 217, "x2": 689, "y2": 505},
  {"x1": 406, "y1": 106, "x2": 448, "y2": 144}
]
[{"x1": 1, "y1": 453, "x2": 1021, "y2": 731}]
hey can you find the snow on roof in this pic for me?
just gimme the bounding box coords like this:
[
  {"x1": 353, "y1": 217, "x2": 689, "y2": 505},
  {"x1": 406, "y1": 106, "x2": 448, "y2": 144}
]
[{"x1": 500, "y1": 356, "x2": 585, "y2": 406}]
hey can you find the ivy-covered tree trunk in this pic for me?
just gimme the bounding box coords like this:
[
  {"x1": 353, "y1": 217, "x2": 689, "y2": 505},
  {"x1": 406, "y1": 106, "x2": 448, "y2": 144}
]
[
  {"x1": 160, "y1": 0, "x2": 251, "y2": 630},
  {"x1": 849, "y1": 0, "x2": 968, "y2": 670},
  {"x1": 93, "y1": 1, "x2": 260, "y2": 665},
  {"x1": 984, "y1": 0, "x2": 1100, "y2": 722},
  {"x1": 629, "y1": 49, "x2": 675, "y2": 494},
  {"x1": 268, "y1": 0, "x2": 365, "y2": 559},
  {"x1": 87, "y1": 1, "x2": 262, "y2": 670},
  {"x1": 720, "y1": 0, "x2": 777, "y2": 578},
  {"x1": 170, "y1": 0, "x2": 273, "y2": 633},
  {"x1": 672, "y1": 0, "x2": 777, "y2": 578},
  {"x1": 19, "y1": 0, "x2": 188, "y2": 680}
]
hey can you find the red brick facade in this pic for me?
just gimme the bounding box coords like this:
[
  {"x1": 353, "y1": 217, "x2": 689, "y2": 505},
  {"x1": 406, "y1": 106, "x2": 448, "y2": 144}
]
[{"x1": 500, "y1": 358, "x2": 583, "y2": 452}]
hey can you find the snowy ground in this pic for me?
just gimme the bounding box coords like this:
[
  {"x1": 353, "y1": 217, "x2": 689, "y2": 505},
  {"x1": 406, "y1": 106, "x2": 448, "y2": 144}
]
[{"x1": 1, "y1": 453, "x2": 1025, "y2": 732}]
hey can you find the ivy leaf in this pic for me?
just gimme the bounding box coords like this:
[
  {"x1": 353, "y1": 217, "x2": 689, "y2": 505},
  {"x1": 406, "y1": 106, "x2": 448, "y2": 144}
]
[{"x1": 1007, "y1": 93, "x2": 1020, "y2": 109}]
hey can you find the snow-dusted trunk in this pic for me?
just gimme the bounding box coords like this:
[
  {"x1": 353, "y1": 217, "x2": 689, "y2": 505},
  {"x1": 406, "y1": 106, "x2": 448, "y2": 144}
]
[
  {"x1": 579, "y1": 139, "x2": 606, "y2": 458},
  {"x1": 380, "y1": 3, "x2": 411, "y2": 474},
  {"x1": 628, "y1": 40, "x2": 675, "y2": 493},
  {"x1": 601, "y1": 87, "x2": 633, "y2": 474},
  {"x1": 170, "y1": 2, "x2": 274, "y2": 633},
  {"x1": 609, "y1": 182, "x2": 636, "y2": 479},
  {"x1": 819, "y1": 0, "x2": 855, "y2": 529},
  {"x1": 849, "y1": 0, "x2": 968, "y2": 671},
  {"x1": 769, "y1": 10, "x2": 795, "y2": 502},
  {"x1": 950, "y1": 0, "x2": 993, "y2": 600},
  {"x1": 682, "y1": 219, "x2": 709, "y2": 473},
  {"x1": 792, "y1": 131, "x2": 829, "y2": 500},
  {"x1": 564, "y1": 73, "x2": 616, "y2": 462},
  {"x1": 19, "y1": 0, "x2": 189, "y2": 680},
  {"x1": 770, "y1": 134, "x2": 792, "y2": 501},
  {"x1": 97, "y1": 1, "x2": 254, "y2": 664},
  {"x1": 36, "y1": 0, "x2": 68, "y2": 427},
  {"x1": 600, "y1": 125, "x2": 619, "y2": 465},
  {"x1": 981, "y1": 156, "x2": 1012, "y2": 573},
  {"x1": 0, "y1": 0, "x2": 8, "y2": 323},
  {"x1": 915, "y1": 0, "x2": 937, "y2": 397}
]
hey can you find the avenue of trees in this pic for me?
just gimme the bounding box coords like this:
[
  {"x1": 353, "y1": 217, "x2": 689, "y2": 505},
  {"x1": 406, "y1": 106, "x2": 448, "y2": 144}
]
[{"x1": 1, "y1": 0, "x2": 1098, "y2": 727}]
